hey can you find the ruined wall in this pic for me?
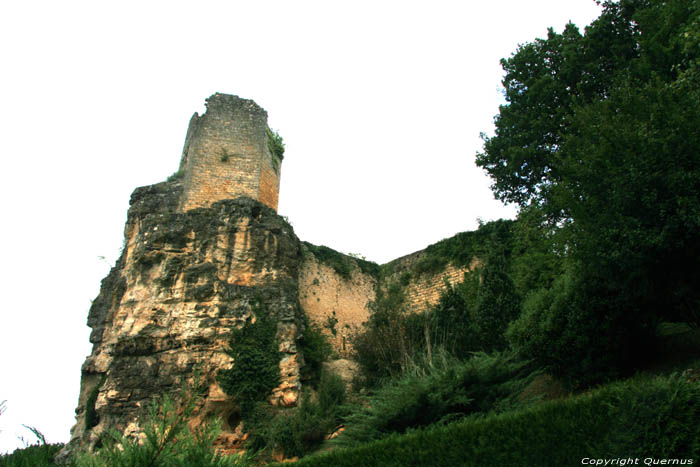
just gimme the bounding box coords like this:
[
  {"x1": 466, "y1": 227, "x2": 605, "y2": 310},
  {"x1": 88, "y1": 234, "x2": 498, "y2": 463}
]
[
  {"x1": 179, "y1": 93, "x2": 281, "y2": 212},
  {"x1": 296, "y1": 243, "x2": 481, "y2": 357},
  {"x1": 298, "y1": 249, "x2": 377, "y2": 356},
  {"x1": 258, "y1": 136, "x2": 282, "y2": 210},
  {"x1": 382, "y1": 250, "x2": 480, "y2": 313}
]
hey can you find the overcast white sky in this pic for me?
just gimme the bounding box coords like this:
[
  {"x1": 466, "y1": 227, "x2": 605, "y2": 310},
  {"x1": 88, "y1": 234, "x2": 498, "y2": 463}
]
[{"x1": 0, "y1": 0, "x2": 603, "y2": 454}]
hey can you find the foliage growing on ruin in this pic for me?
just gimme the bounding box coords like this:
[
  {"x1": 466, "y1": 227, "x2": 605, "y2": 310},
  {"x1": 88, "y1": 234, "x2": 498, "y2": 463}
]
[
  {"x1": 243, "y1": 370, "x2": 346, "y2": 459},
  {"x1": 266, "y1": 128, "x2": 285, "y2": 160},
  {"x1": 217, "y1": 300, "x2": 281, "y2": 417},
  {"x1": 351, "y1": 283, "x2": 428, "y2": 386},
  {"x1": 75, "y1": 375, "x2": 247, "y2": 467},
  {"x1": 166, "y1": 169, "x2": 184, "y2": 182},
  {"x1": 413, "y1": 219, "x2": 515, "y2": 276},
  {"x1": 299, "y1": 318, "x2": 334, "y2": 386},
  {"x1": 303, "y1": 242, "x2": 379, "y2": 280}
]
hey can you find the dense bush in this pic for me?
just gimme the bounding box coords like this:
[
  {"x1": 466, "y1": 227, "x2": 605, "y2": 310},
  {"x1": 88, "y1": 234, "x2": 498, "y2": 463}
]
[
  {"x1": 244, "y1": 370, "x2": 346, "y2": 459},
  {"x1": 335, "y1": 352, "x2": 536, "y2": 448},
  {"x1": 471, "y1": 249, "x2": 521, "y2": 352},
  {"x1": 292, "y1": 373, "x2": 700, "y2": 466},
  {"x1": 73, "y1": 378, "x2": 247, "y2": 467},
  {"x1": 0, "y1": 443, "x2": 64, "y2": 467},
  {"x1": 507, "y1": 267, "x2": 658, "y2": 386},
  {"x1": 298, "y1": 319, "x2": 334, "y2": 386},
  {"x1": 217, "y1": 301, "x2": 281, "y2": 416},
  {"x1": 350, "y1": 284, "x2": 419, "y2": 386}
]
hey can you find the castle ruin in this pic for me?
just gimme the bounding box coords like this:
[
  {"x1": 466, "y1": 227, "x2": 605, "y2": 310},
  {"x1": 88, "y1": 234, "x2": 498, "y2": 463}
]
[
  {"x1": 61, "y1": 93, "x2": 477, "y2": 459},
  {"x1": 179, "y1": 93, "x2": 282, "y2": 212}
]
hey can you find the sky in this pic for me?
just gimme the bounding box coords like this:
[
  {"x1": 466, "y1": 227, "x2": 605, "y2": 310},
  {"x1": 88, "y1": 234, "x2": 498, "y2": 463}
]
[{"x1": 0, "y1": 0, "x2": 603, "y2": 454}]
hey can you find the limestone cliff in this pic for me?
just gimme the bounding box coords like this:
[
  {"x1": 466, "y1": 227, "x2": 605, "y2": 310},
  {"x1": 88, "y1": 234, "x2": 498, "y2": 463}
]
[{"x1": 63, "y1": 178, "x2": 304, "y2": 455}]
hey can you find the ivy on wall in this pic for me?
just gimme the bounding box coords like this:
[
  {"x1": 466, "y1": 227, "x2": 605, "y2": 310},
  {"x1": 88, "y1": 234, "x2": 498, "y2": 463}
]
[{"x1": 217, "y1": 299, "x2": 281, "y2": 416}]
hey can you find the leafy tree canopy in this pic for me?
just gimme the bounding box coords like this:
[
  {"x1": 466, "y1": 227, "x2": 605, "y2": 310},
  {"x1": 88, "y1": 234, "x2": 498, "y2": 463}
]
[
  {"x1": 477, "y1": 0, "x2": 700, "y2": 329},
  {"x1": 477, "y1": 0, "x2": 698, "y2": 210}
]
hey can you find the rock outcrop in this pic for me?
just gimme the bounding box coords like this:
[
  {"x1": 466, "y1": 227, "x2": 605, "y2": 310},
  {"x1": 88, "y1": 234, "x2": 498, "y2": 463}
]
[{"x1": 62, "y1": 177, "x2": 304, "y2": 455}]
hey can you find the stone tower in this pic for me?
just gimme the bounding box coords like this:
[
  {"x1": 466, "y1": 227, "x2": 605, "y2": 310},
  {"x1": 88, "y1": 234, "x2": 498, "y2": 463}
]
[{"x1": 178, "y1": 93, "x2": 282, "y2": 212}]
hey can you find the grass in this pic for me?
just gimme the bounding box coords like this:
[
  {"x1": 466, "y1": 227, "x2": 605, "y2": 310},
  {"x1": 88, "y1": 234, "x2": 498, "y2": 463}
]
[{"x1": 283, "y1": 372, "x2": 700, "y2": 466}]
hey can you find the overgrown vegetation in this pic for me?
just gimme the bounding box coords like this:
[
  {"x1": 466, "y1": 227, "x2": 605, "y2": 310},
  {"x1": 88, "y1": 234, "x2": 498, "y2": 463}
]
[
  {"x1": 298, "y1": 318, "x2": 334, "y2": 386},
  {"x1": 244, "y1": 370, "x2": 346, "y2": 460},
  {"x1": 413, "y1": 219, "x2": 515, "y2": 276},
  {"x1": 352, "y1": 227, "x2": 523, "y2": 387},
  {"x1": 303, "y1": 242, "x2": 379, "y2": 279},
  {"x1": 84, "y1": 375, "x2": 106, "y2": 430},
  {"x1": 74, "y1": 375, "x2": 248, "y2": 467},
  {"x1": 166, "y1": 169, "x2": 184, "y2": 182},
  {"x1": 217, "y1": 300, "x2": 281, "y2": 417},
  {"x1": 0, "y1": 443, "x2": 64, "y2": 467},
  {"x1": 474, "y1": 0, "x2": 700, "y2": 385},
  {"x1": 291, "y1": 372, "x2": 700, "y2": 466},
  {"x1": 266, "y1": 128, "x2": 285, "y2": 160},
  {"x1": 335, "y1": 351, "x2": 536, "y2": 449},
  {"x1": 0, "y1": 424, "x2": 64, "y2": 467}
]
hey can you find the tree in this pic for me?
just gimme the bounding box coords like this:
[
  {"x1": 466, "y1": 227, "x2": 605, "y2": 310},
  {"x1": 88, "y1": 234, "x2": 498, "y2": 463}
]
[
  {"x1": 476, "y1": 1, "x2": 640, "y2": 208},
  {"x1": 479, "y1": 0, "x2": 700, "y2": 382},
  {"x1": 472, "y1": 249, "x2": 521, "y2": 352}
]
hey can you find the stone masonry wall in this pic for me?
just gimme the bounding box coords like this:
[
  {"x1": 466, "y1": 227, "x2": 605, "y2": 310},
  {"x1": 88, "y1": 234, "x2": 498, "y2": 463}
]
[
  {"x1": 179, "y1": 93, "x2": 281, "y2": 212},
  {"x1": 383, "y1": 250, "x2": 481, "y2": 313},
  {"x1": 258, "y1": 142, "x2": 281, "y2": 211},
  {"x1": 298, "y1": 250, "x2": 377, "y2": 356}
]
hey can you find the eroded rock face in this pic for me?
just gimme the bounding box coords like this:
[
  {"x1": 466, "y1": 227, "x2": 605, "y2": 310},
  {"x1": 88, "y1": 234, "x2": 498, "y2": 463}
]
[{"x1": 63, "y1": 179, "x2": 304, "y2": 455}]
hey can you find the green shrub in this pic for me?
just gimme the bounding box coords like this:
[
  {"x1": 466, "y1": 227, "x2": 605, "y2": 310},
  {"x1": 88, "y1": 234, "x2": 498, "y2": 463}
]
[
  {"x1": 507, "y1": 267, "x2": 658, "y2": 387},
  {"x1": 84, "y1": 375, "x2": 106, "y2": 430},
  {"x1": 292, "y1": 373, "x2": 700, "y2": 466},
  {"x1": 166, "y1": 169, "x2": 184, "y2": 182},
  {"x1": 471, "y1": 250, "x2": 521, "y2": 352},
  {"x1": 303, "y1": 242, "x2": 379, "y2": 280},
  {"x1": 299, "y1": 320, "x2": 334, "y2": 386},
  {"x1": 217, "y1": 301, "x2": 281, "y2": 416},
  {"x1": 335, "y1": 352, "x2": 535, "y2": 448},
  {"x1": 426, "y1": 281, "x2": 477, "y2": 357},
  {"x1": 244, "y1": 370, "x2": 346, "y2": 459},
  {"x1": 351, "y1": 284, "x2": 430, "y2": 387},
  {"x1": 74, "y1": 380, "x2": 247, "y2": 467},
  {"x1": 317, "y1": 369, "x2": 346, "y2": 413},
  {"x1": 267, "y1": 129, "x2": 285, "y2": 160},
  {"x1": 0, "y1": 443, "x2": 64, "y2": 467}
]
